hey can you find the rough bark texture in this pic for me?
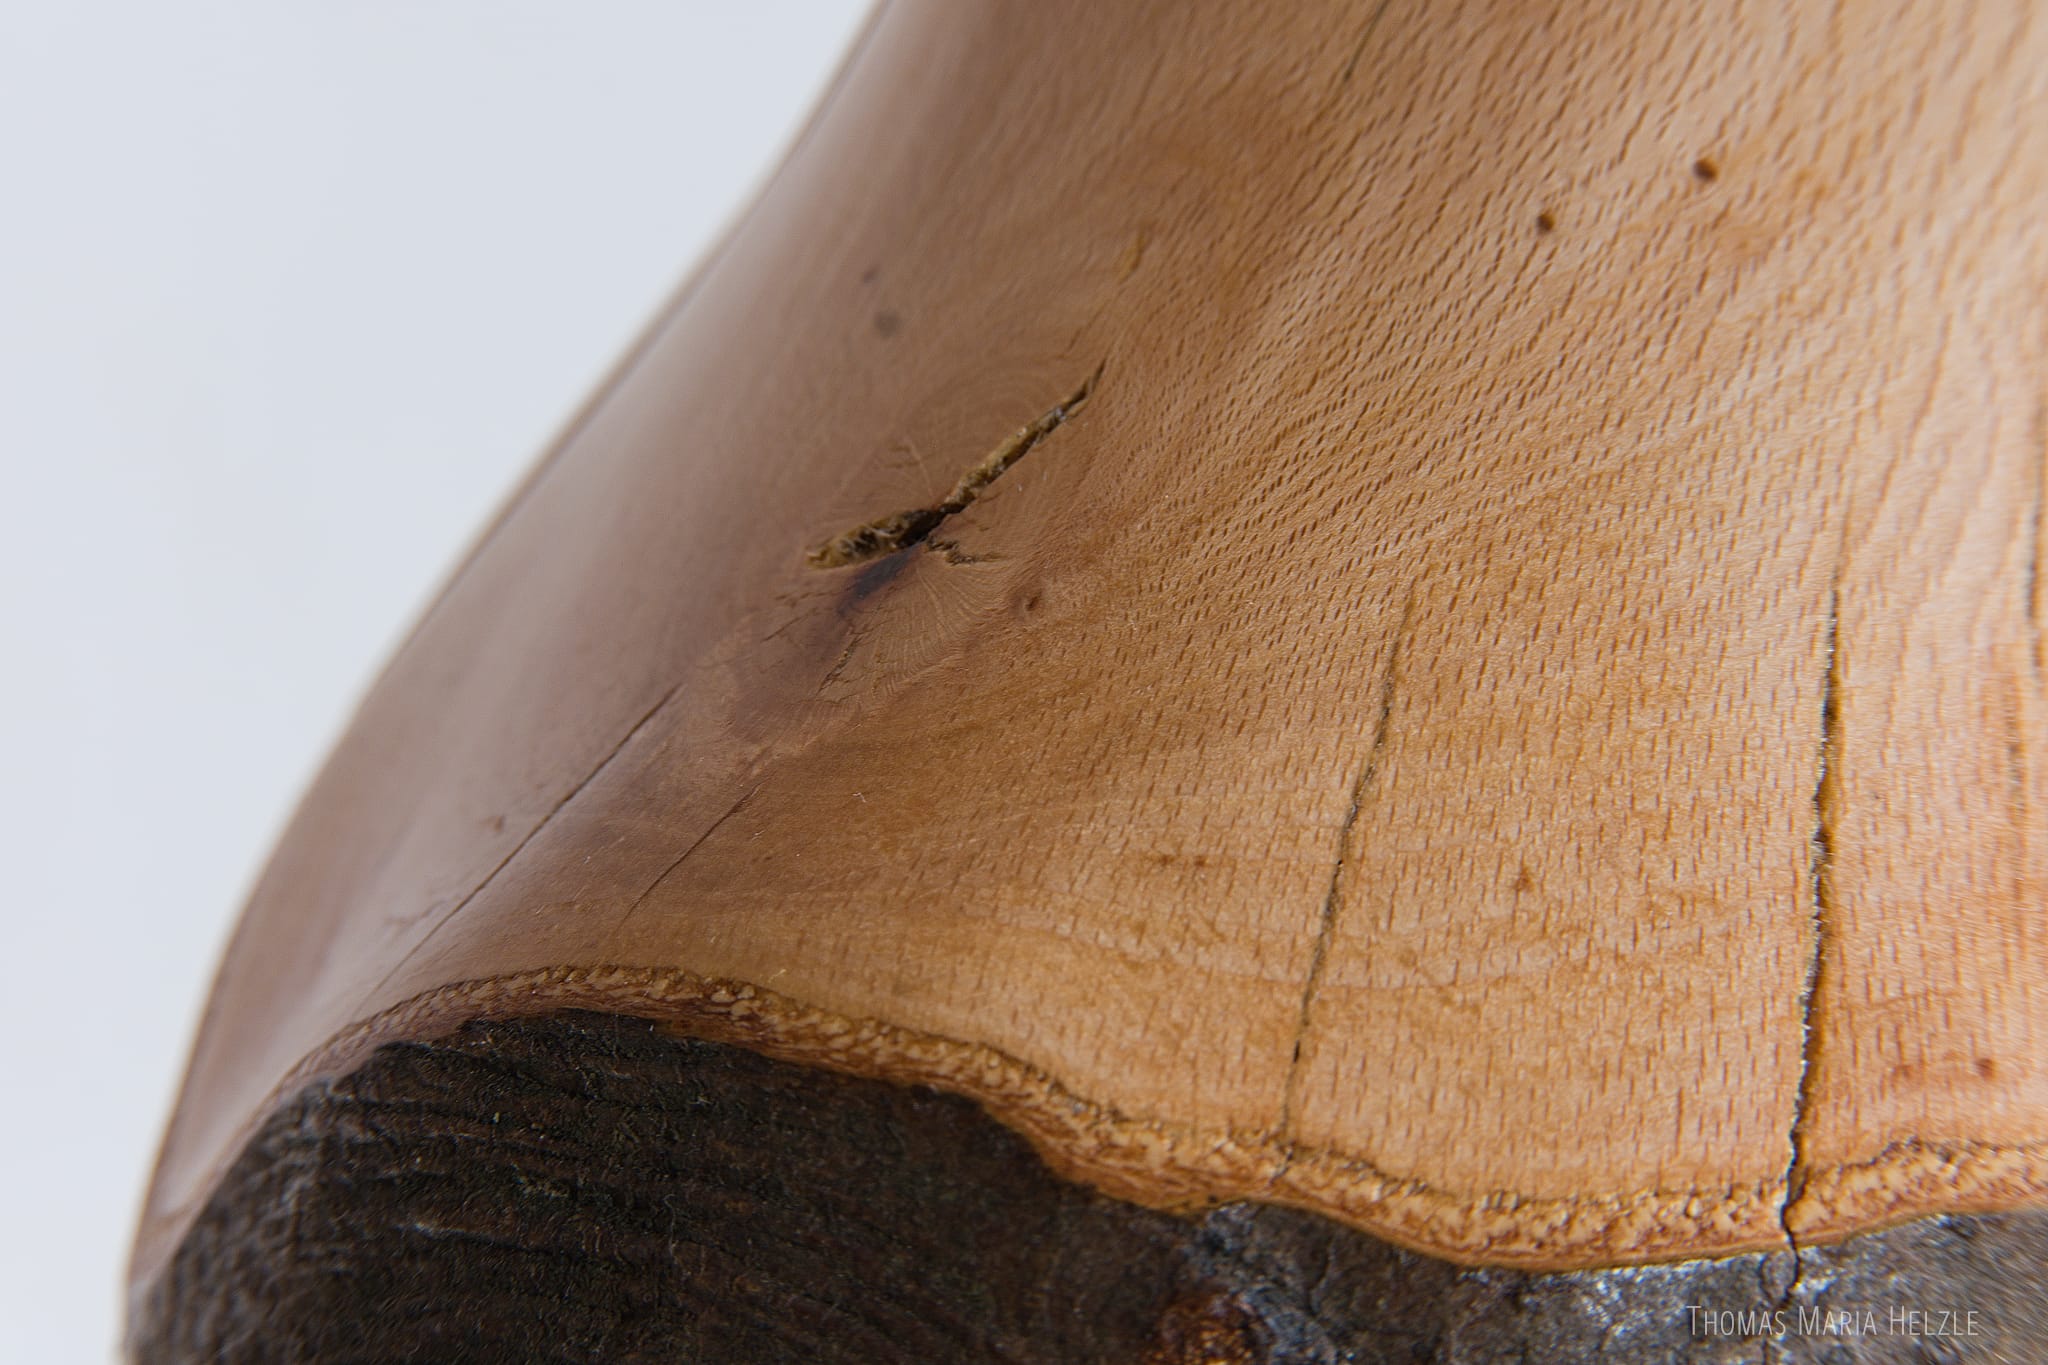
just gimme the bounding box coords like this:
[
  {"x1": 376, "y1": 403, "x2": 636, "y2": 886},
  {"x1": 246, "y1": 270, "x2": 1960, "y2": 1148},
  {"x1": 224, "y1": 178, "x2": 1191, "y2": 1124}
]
[{"x1": 132, "y1": 1013, "x2": 2048, "y2": 1363}]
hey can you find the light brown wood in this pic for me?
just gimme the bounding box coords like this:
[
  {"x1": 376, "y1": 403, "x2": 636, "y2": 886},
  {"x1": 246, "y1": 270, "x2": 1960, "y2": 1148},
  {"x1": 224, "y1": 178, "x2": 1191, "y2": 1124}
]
[{"x1": 136, "y1": 0, "x2": 2048, "y2": 1293}]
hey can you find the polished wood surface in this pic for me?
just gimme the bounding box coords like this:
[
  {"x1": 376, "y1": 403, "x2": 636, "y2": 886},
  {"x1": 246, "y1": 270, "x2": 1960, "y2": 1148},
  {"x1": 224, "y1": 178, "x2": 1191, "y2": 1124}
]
[{"x1": 136, "y1": 0, "x2": 2048, "y2": 1292}]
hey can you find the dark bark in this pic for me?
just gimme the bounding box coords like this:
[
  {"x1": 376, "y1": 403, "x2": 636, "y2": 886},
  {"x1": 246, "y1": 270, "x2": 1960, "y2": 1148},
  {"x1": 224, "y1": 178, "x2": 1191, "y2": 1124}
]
[{"x1": 131, "y1": 1013, "x2": 2048, "y2": 1364}]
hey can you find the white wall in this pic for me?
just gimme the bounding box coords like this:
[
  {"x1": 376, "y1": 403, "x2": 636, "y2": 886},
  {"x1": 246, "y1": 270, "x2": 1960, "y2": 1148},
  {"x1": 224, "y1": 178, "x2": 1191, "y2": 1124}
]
[{"x1": 0, "y1": 4, "x2": 872, "y2": 1357}]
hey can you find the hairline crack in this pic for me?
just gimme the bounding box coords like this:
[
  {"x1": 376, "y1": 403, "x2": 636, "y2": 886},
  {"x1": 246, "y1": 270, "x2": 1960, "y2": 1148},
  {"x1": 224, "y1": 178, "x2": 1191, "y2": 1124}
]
[
  {"x1": 1277, "y1": 587, "x2": 1416, "y2": 1166},
  {"x1": 1770, "y1": 584, "x2": 1842, "y2": 1345}
]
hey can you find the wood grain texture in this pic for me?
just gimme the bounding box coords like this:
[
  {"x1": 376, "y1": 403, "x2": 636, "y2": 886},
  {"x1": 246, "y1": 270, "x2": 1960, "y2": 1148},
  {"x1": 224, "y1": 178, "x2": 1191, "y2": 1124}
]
[{"x1": 135, "y1": 0, "x2": 2048, "y2": 1296}]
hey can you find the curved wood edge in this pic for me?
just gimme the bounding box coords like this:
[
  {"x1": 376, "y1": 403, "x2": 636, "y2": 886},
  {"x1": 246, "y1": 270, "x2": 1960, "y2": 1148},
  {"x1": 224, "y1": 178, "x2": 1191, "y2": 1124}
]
[
  {"x1": 132, "y1": 1011, "x2": 2048, "y2": 1364},
  {"x1": 129, "y1": 968, "x2": 2048, "y2": 1300},
  {"x1": 137, "y1": 0, "x2": 2048, "y2": 1290}
]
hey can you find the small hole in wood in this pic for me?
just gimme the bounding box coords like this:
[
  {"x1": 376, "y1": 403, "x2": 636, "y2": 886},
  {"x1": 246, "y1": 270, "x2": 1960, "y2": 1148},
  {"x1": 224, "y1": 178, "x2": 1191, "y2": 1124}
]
[
  {"x1": 1534, "y1": 211, "x2": 1555, "y2": 233},
  {"x1": 1692, "y1": 157, "x2": 1719, "y2": 183}
]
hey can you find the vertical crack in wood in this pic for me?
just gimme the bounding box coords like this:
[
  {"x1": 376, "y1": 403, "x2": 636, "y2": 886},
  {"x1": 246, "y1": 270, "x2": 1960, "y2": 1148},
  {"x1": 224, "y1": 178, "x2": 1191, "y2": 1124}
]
[
  {"x1": 2018, "y1": 402, "x2": 2041, "y2": 932},
  {"x1": 2029, "y1": 398, "x2": 2047, "y2": 682},
  {"x1": 1771, "y1": 587, "x2": 1842, "y2": 1344},
  {"x1": 1277, "y1": 588, "x2": 1414, "y2": 1161}
]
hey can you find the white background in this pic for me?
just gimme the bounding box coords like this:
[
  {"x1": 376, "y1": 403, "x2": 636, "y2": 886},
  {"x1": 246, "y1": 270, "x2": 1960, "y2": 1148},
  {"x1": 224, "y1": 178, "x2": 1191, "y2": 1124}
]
[{"x1": 0, "y1": 4, "x2": 870, "y2": 1357}]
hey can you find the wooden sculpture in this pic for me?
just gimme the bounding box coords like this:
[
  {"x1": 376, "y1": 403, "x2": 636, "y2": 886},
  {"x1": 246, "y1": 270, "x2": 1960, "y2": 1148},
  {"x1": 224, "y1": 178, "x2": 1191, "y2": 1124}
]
[{"x1": 131, "y1": 1, "x2": 2048, "y2": 1360}]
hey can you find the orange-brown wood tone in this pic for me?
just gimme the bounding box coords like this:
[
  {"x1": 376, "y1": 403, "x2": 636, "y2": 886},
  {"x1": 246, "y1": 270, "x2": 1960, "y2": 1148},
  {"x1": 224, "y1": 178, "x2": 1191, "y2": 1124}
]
[{"x1": 134, "y1": 0, "x2": 2048, "y2": 1300}]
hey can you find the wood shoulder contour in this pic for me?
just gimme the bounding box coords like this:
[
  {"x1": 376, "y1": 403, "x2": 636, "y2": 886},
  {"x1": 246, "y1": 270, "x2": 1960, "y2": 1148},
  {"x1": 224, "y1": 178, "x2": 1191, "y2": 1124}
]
[{"x1": 135, "y1": 0, "x2": 2048, "y2": 1298}]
